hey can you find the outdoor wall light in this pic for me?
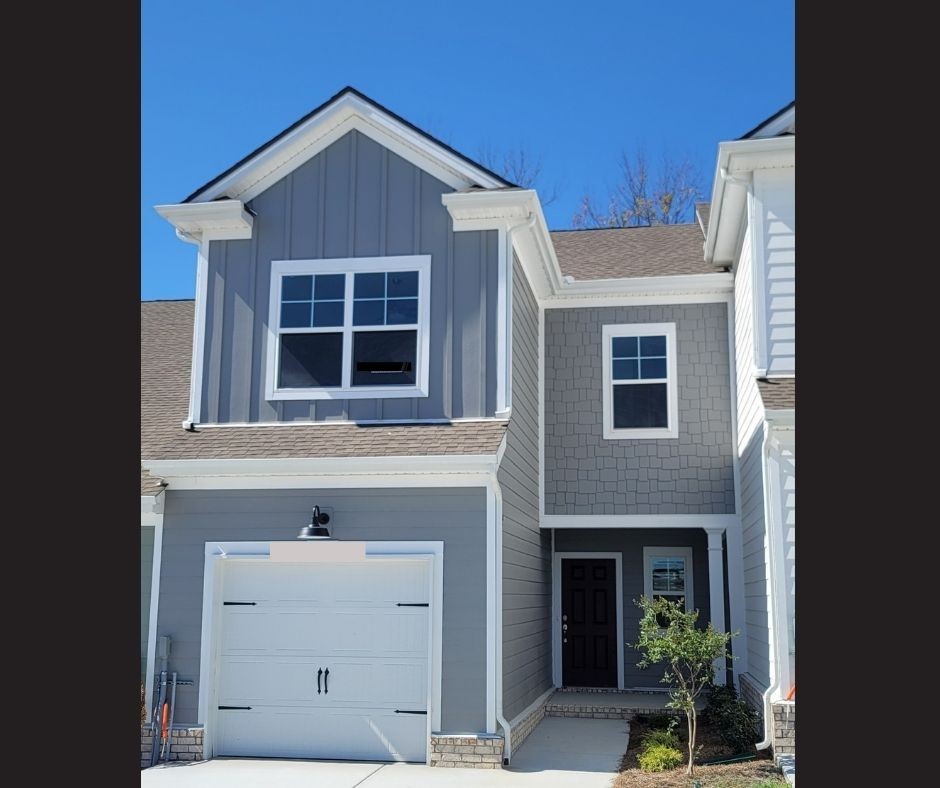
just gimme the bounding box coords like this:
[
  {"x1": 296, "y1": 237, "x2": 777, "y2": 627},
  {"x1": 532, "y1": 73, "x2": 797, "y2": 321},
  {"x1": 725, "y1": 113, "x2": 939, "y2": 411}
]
[{"x1": 297, "y1": 505, "x2": 331, "y2": 540}]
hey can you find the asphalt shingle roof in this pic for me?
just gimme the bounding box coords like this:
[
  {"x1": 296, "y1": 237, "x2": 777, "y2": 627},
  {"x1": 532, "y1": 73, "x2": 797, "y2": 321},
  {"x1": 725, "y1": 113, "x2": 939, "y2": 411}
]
[
  {"x1": 140, "y1": 300, "x2": 507, "y2": 487},
  {"x1": 549, "y1": 224, "x2": 711, "y2": 280},
  {"x1": 757, "y1": 378, "x2": 796, "y2": 410}
]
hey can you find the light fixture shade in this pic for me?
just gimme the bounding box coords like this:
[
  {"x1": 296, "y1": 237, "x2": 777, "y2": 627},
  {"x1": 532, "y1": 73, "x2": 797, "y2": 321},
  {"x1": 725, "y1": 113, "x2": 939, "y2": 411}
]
[{"x1": 298, "y1": 506, "x2": 331, "y2": 540}]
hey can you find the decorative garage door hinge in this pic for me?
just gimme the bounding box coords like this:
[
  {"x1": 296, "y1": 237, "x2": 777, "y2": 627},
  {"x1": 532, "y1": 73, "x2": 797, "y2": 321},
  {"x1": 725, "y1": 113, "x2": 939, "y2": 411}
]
[
  {"x1": 223, "y1": 602, "x2": 257, "y2": 605},
  {"x1": 218, "y1": 705, "x2": 252, "y2": 710},
  {"x1": 396, "y1": 602, "x2": 429, "y2": 607},
  {"x1": 394, "y1": 709, "x2": 427, "y2": 715}
]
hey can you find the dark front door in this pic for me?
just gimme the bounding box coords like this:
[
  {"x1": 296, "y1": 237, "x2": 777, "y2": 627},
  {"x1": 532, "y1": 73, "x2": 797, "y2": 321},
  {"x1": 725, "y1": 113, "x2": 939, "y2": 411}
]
[{"x1": 562, "y1": 558, "x2": 618, "y2": 688}]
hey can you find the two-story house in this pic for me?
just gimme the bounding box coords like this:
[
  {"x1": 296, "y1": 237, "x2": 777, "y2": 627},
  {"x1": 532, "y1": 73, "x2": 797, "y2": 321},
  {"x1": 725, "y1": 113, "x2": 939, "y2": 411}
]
[
  {"x1": 141, "y1": 87, "x2": 782, "y2": 769},
  {"x1": 701, "y1": 101, "x2": 795, "y2": 757}
]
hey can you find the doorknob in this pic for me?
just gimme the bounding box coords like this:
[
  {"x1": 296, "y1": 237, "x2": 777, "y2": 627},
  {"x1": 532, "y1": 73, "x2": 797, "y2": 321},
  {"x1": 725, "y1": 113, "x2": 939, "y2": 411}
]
[
  {"x1": 562, "y1": 624, "x2": 568, "y2": 631},
  {"x1": 562, "y1": 614, "x2": 568, "y2": 621}
]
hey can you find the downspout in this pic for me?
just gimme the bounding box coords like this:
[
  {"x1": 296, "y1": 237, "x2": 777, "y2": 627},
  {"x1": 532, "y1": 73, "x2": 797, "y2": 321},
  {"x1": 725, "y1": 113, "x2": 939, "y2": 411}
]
[
  {"x1": 492, "y1": 477, "x2": 513, "y2": 764},
  {"x1": 755, "y1": 422, "x2": 787, "y2": 750}
]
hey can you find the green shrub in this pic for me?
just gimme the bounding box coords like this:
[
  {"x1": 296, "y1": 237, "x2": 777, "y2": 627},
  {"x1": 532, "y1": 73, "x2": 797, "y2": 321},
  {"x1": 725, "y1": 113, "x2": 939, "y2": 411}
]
[
  {"x1": 646, "y1": 712, "x2": 675, "y2": 729},
  {"x1": 641, "y1": 727, "x2": 680, "y2": 750},
  {"x1": 704, "y1": 683, "x2": 760, "y2": 752},
  {"x1": 140, "y1": 683, "x2": 146, "y2": 727},
  {"x1": 638, "y1": 743, "x2": 684, "y2": 773}
]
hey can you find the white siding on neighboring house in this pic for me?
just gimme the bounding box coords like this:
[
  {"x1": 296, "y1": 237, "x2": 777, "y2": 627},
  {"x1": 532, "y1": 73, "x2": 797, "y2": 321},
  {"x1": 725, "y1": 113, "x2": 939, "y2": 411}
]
[
  {"x1": 735, "y1": 224, "x2": 764, "y2": 453},
  {"x1": 753, "y1": 169, "x2": 795, "y2": 375}
]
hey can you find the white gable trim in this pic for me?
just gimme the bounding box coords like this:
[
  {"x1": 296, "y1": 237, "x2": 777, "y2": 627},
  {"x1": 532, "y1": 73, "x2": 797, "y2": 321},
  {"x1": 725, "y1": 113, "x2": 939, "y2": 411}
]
[{"x1": 188, "y1": 92, "x2": 506, "y2": 204}]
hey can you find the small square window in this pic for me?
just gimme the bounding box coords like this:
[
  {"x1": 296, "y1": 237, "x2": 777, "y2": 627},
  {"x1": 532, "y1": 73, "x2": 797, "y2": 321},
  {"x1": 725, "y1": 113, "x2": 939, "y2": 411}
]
[{"x1": 643, "y1": 547, "x2": 693, "y2": 618}]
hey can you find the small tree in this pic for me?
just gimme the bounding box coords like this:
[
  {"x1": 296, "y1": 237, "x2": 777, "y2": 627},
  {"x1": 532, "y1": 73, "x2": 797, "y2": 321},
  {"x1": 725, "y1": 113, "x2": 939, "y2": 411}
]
[{"x1": 633, "y1": 596, "x2": 734, "y2": 776}]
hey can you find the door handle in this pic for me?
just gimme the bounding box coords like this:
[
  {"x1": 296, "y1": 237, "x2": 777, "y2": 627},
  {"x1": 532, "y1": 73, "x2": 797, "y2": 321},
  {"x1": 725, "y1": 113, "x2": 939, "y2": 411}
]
[
  {"x1": 317, "y1": 668, "x2": 322, "y2": 694},
  {"x1": 562, "y1": 624, "x2": 568, "y2": 631},
  {"x1": 324, "y1": 668, "x2": 329, "y2": 694}
]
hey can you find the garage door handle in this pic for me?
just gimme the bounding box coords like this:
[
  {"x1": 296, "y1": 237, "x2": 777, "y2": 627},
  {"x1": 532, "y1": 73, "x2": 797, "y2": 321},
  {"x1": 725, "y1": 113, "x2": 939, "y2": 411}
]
[
  {"x1": 317, "y1": 668, "x2": 322, "y2": 694},
  {"x1": 324, "y1": 668, "x2": 329, "y2": 694}
]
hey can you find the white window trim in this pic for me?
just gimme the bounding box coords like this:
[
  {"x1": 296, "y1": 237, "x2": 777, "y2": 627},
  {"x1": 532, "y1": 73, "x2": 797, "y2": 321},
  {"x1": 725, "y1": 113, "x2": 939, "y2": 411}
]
[
  {"x1": 265, "y1": 255, "x2": 431, "y2": 401},
  {"x1": 642, "y1": 546, "x2": 694, "y2": 612},
  {"x1": 602, "y1": 322, "x2": 679, "y2": 439}
]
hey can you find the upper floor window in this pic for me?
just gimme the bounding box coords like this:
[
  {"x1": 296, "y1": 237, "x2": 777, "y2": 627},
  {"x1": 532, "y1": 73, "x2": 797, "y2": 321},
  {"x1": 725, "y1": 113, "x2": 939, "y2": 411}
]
[
  {"x1": 601, "y1": 322, "x2": 678, "y2": 439},
  {"x1": 265, "y1": 256, "x2": 431, "y2": 401}
]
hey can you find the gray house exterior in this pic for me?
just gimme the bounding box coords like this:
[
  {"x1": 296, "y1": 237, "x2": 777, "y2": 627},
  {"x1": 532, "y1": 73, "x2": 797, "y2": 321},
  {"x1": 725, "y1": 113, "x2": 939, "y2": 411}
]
[{"x1": 142, "y1": 88, "x2": 793, "y2": 769}]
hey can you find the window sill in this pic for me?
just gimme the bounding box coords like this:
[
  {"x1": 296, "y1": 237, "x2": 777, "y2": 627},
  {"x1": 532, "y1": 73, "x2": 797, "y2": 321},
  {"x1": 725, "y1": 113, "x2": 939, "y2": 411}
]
[
  {"x1": 604, "y1": 426, "x2": 678, "y2": 440},
  {"x1": 267, "y1": 385, "x2": 429, "y2": 401}
]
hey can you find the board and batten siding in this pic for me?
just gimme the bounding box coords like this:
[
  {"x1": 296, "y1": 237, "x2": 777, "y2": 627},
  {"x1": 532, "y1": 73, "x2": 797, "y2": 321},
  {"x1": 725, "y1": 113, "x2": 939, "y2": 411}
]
[
  {"x1": 553, "y1": 528, "x2": 711, "y2": 688},
  {"x1": 753, "y1": 169, "x2": 795, "y2": 375},
  {"x1": 200, "y1": 128, "x2": 500, "y2": 423},
  {"x1": 543, "y1": 303, "x2": 735, "y2": 515},
  {"x1": 140, "y1": 526, "x2": 155, "y2": 679},
  {"x1": 498, "y1": 256, "x2": 552, "y2": 721},
  {"x1": 155, "y1": 487, "x2": 487, "y2": 733}
]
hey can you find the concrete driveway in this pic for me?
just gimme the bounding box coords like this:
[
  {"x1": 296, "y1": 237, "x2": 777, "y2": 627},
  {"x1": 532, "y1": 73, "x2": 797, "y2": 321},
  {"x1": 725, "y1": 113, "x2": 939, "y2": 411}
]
[{"x1": 142, "y1": 717, "x2": 629, "y2": 787}]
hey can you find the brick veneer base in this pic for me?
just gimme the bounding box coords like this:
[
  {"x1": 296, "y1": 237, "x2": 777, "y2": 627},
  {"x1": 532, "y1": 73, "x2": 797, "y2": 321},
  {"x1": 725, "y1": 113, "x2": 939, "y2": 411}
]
[
  {"x1": 429, "y1": 734, "x2": 504, "y2": 768},
  {"x1": 772, "y1": 701, "x2": 795, "y2": 756},
  {"x1": 141, "y1": 726, "x2": 204, "y2": 767}
]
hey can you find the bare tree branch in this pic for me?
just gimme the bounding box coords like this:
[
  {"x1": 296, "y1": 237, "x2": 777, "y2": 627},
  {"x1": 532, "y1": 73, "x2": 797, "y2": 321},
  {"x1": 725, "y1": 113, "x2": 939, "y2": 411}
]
[
  {"x1": 572, "y1": 149, "x2": 703, "y2": 228},
  {"x1": 477, "y1": 143, "x2": 559, "y2": 206}
]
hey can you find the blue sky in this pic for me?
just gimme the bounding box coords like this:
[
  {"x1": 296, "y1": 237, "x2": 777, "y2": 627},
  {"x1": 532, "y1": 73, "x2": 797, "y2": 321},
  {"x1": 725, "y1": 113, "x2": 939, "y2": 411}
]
[{"x1": 142, "y1": 0, "x2": 793, "y2": 300}]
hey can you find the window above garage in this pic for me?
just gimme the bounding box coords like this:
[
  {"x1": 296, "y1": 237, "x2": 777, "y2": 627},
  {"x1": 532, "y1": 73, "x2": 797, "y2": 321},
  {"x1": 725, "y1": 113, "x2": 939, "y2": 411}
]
[{"x1": 265, "y1": 256, "x2": 431, "y2": 400}]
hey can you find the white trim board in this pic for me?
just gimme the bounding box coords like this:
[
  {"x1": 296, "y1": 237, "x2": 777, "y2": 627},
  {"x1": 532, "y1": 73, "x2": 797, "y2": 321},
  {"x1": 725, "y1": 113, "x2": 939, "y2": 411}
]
[
  {"x1": 142, "y1": 511, "x2": 164, "y2": 724},
  {"x1": 552, "y1": 552, "x2": 625, "y2": 690},
  {"x1": 197, "y1": 540, "x2": 445, "y2": 765},
  {"x1": 541, "y1": 514, "x2": 739, "y2": 530},
  {"x1": 188, "y1": 91, "x2": 506, "y2": 204}
]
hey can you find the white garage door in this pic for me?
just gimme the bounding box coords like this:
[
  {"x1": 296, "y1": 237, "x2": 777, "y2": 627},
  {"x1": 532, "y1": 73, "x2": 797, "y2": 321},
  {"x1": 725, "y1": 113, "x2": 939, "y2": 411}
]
[{"x1": 215, "y1": 559, "x2": 430, "y2": 762}]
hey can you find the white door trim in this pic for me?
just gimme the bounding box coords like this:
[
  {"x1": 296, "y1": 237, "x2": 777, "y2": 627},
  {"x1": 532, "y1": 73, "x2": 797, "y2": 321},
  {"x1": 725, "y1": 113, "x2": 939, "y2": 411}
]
[
  {"x1": 551, "y1": 552, "x2": 624, "y2": 690},
  {"x1": 198, "y1": 540, "x2": 444, "y2": 765}
]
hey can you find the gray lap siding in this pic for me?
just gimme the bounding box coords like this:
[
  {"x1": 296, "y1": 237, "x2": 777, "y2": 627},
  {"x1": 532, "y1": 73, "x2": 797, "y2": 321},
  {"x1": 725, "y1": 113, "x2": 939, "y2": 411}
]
[{"x1": 154, "y1": 487, "x2": 487, "y2": 733}]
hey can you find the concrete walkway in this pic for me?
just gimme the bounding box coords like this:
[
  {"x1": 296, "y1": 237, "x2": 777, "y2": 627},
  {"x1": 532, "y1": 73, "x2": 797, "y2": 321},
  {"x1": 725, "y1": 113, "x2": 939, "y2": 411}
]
[{"x1": 142, "y1": 717, "x2": 629, "y2": 787}]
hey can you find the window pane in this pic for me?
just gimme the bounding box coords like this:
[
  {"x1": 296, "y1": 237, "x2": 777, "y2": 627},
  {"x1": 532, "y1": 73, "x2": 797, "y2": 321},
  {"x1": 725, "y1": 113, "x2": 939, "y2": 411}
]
[
  {"x1": 613, "y1": 383, "x2": 668, "y2": 428},
  {"x1": 612, "y1": 359, "x2": 639, "y2": 380},
  {"x1": 354, "y1": 272, "x2": 385, "y2": 299},
  {"x1": 386, "y1": 298, "x2": 418, "y2": 325},
  {"x1": 640, "y1": 357, "x2": 667, "y2": 379},
  {"x1": 612, "y1": 336, "x2": 638, "y2": 358},
  {"x1": 278, "y1": 333, "x2": 343, "y2": 388},
  {"x1": 312, "y1": 300, "x2": 344, "y2": 327},
  {"x1": 282, "y1": 275, "x2": 312, "y2": 301},
  {"x1": 352, "y1": 330, "x2": 417, "y2": 386},
  {"x1": 651, "y1": 558, "x2": 686, "y2": 592},
  {"x1": 353, "y1": 300, "x2": 385, "y2": 326},
  {"x1": 387, "y1": 270, "x2": 418, "y2": 297},
  {"x1": 281, "y1": 301, "x2": 312, "y2": 328},
  {"x1": 314, "y1": 274, "x2": 345, "y2": 300},
  {"x1": 640, "y1": 335, "x2": 667, "y2": 357}
]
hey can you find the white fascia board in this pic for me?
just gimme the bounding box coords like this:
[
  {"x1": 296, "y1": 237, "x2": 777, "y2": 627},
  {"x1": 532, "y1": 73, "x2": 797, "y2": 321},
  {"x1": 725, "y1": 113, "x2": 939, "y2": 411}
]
[
  {"x1": 188, "y1": 94, "x2": 504, "y2": 204},
  {"x1": 154, "y1": 201, "x2": 253, "y2": 241},
  {"x1": 443, "y1": 188, "x2": 563, "y2": 299},
  {"x1": 540, "y1": 513, "x2": 740, "y2": 530},
  {"x1": 141, "y1": 493, "x2": 164, "y2": 516},
  {"x1": 704, "y1": 136, "x2": 795, "y2": 266},
  {"x1": 548, "y1": 272, "x2": 733, "y2": 302},
  {"x1": 747, "y1": 106, "x2": 796, "y2": 139},
  {"x1": 143, "y1": 454, "x2": 501, "y2": 483}
]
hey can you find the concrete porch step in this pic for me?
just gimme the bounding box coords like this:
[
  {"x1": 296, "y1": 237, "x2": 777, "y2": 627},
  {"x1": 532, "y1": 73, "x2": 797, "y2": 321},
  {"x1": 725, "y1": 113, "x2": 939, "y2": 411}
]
[{"x1": 544, "y1": 690, "x2": 680, "y2": 720}]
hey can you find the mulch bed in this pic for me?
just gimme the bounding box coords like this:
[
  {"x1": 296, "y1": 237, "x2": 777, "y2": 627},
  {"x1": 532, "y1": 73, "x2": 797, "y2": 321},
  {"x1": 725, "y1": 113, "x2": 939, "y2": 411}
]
[{"x1": 613, "y1": 716, "x2": 786, "y2": 788}]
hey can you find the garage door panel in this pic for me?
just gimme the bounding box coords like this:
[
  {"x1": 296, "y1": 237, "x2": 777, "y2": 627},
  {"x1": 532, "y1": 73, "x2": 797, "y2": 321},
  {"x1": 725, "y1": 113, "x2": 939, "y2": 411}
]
[
  {"x1": 223, "y1": 610, "x2": 327, "y2": 653},
  {"x1": 325, "y1": 610, "x2": 428, "y2": 656},
  {"x1": 219, "y1": 658, "x2": 327, "y2": 706},
  {"x1": 217, "y1": 707, "x2": 426, "y2": 762},
  {"x1": 321, "y1": 660, "x2": 426, "y2": 706}
]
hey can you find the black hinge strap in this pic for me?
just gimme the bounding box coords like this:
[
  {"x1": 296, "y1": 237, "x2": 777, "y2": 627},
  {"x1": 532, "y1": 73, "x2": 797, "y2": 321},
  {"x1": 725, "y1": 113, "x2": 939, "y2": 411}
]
[
  {"x1": 396, "y1": 603, "x2": 429, "y2": 607},
  {"x1": 223, "y1": 602, "x2": 257, "y2": 606},
  {"x1": 394, "y1": 709, "x2": 428, "y2": 715},
  {"x1": 218, "y1": 706, "x2": 252, "y2": 710}
]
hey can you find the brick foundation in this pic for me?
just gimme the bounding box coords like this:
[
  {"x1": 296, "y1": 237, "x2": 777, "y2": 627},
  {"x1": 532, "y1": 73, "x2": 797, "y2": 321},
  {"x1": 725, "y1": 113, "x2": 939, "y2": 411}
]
[
  {"x1": 141, "y1": 725, "x2": 204, "y2": 767},
  {"x1": 429, "y1": 734, "x2": 504, "y2": 768},
  {"x1": 772, "y1": 701, "x2": 795, "y2": 756},
  {"x1": 510, "y1": 692, "x2": 552, "y2": 755}
]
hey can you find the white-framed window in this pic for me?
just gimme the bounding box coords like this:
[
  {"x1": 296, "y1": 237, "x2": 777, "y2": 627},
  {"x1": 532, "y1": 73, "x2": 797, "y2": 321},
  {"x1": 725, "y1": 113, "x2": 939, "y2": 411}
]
[
  {"x1": 265, "y1": 255, "x2": 431, "y2": 400},
  {"x1": 642, "y1": 546, "x2": 694, "y2": 624},
  {"x1": 601, "y1": 322, "x2": 679, "y2": 439}
]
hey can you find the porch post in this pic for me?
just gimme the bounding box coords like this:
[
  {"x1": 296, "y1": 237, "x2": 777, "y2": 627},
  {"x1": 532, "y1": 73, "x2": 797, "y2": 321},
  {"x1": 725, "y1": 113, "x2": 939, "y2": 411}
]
[{"x1": 704, "y1": 527, "x2": 727, "y2": 686}]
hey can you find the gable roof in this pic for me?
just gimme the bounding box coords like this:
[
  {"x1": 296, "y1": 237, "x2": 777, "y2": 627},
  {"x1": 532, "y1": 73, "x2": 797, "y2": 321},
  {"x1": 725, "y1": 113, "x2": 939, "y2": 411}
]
[
  {"x1": 140, "y1": 300, "x2": 506, "y2": 484},
  {"x1": 757, "y1": 378, "x2": 795, "y2": 410},
  {"x1": 740, "y1": 100, "x2": 796, "y2": 140},
  {"x1": 183, "y1": 86, "x2": 513, "y2": 204},
  {"x1": 549, "y1": 224, "x2": 711, "y2": 280}
]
